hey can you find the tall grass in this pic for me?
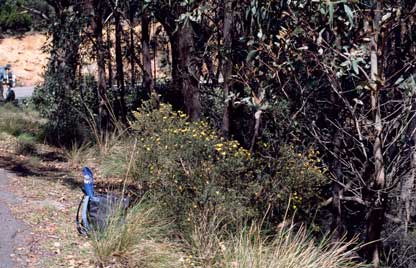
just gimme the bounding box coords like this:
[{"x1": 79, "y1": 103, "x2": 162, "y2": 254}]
[
  {"x1": 0, "y1": 103, "x2": 45, "y2": 138},
  {"x1": 93, "y1": 206, "x2": 364, "y2": 268},
  {"x1": 219, "y1": 225, "x2": 363, "y2": 268},
  {"x1": 90, "y1": 201, "x2": 181, "y2": 268}
]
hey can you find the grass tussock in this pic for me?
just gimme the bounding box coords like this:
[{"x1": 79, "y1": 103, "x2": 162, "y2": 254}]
[
  {"x1": 15, "y1": 133, "x2": 37, "y2": 154},
  {"x1": 93, "y1": 210, "x2": 363, "y2": 268},
  {"x1": 0, "y1": 103, "x2": 45, "y2": 138},
  {"x1": 186, "y1": 212, "x2": 363, "y2": 268},
  {"x1": 219, "y1": 225, "x2": 361, "y2": 268},
  {"x1": 64, "y1": 142, "x2": 91, "y2": 167},
  {"x1": 91, "y1": 201, "x2": 181, "y2": 268}
]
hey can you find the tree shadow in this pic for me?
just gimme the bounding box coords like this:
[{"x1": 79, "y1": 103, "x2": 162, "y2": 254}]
[
  {"x1": 0, "y1": 151, "x2": 140, "y2": 197},
  {"x1": 0, "y1": 152, "x2": 83, "y2": 190}
]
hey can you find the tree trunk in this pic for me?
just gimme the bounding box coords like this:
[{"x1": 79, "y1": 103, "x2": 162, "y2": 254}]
[
  {"x1": 400, "y1": 94, "x2": 416, "y2": 234},
  {"x1": 0, "y1": 82, "x2": 4, "y2": 101},
  {"x1": 129, "y1": 9, "x2": 136, "y2": 88},
  {"x1": 91, "y1": 0, "x2": 108, "y2": 129},
  {"x1": 250, "y1": 110, "x2": 262, "y2": 152},
  {"x1": 331, "y1": 132, "x2": 346, "y2": 240},
  {"x1": 153, "y1": 7, "x2": 201, "y2": 120},
  {"x1": 222, "y1": 0, "x2": 233, "y2": 137},
  {"x1": 176, "y1": 21, "x2": 201, "y2": 121},
  {"x1": 107, "y1": 24, "x2": 113, "y2": 89},
  {"x1": 114, "y1": 9, "x2": 127, "y2": 122},
  {"x1": 142, "y1": 12, "x2": 154, "y2": 97},
  {"x1": 366, "y1": 2, "x2": 386, "y2": 267}
]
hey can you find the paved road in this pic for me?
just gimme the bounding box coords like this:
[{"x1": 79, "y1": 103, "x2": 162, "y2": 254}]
[
  {"x1": 14, "y1": 87, "x2": 35, "y2": 99},
  {"x1": 0, "y1": 170, "x2": 29, "y2": 268}
]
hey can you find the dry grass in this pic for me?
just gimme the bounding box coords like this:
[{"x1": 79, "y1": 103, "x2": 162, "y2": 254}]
[
  {"x1": 219, "y1": 225, "x2": 363, "y2": 268},
  {"x1": 179, "y1": 210, "x2": 365, "y2": 268},
  {"x1": 64, "y1": 142, "x2": 91, "y2": 167},
  {"x1": 91, "y1": 201, "x2": 181, "y2": 268}
]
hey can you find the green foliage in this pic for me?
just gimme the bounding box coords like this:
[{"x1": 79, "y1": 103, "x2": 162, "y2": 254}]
[
  {"x1": 101, "y1": 103, "x2": 328, "y2": 232},
  {"x1": 64, "y1": 142, "x2": 90, "y2": 167},
  {"x1": 33, "y1": 74, "x2": 85, "y2": 145},
  {"x1": 34, "y1": 0, "x2": 415, "y2": 266},
  {"x1": 0, "y1": 103, "x2": 45, "y2": 139},
  {"x1": 0, "y1": 0, "x2": 32, "y2": 32},
  {"x1": 15, "y1": 132, "x2": 36, "y2": 154},
  {"x1": 32, "y1": 6, "x2": 86, "y2": 146}
]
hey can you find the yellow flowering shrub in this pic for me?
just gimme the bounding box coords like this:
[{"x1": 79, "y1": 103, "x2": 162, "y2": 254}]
[{"x1": 101, "y1": 102, "x2": 328, "y2": 231}]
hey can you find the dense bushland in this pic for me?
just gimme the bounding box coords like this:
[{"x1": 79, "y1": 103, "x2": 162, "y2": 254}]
[
  {"x1": 101, "y1": 103, "x2": 327, "y2": 230},
  {"x1": 85, "y1": 105, "x2": 362, "y2": 267},
  {"x1": 19, "y1": 0, "x2": 416, "y2": 267}
]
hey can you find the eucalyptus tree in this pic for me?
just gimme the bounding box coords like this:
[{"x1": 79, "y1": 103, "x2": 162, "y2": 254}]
[
  {"x1": 31, "y1": 0, "x2": 86, "y2": 144},
  {"x1": 144, "y1": 0, "x2": 206, "y2": 121},
  {"x1": 85, "y1": 0, "x2": 109, "y2": 129},
  {"x1": 241, "y1": 0, "x2": 415, "y2": 266}
]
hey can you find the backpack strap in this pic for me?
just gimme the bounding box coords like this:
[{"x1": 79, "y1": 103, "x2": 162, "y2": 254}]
[{"x1": 76, "y1": 195, "x2": 90, "y2": 236}]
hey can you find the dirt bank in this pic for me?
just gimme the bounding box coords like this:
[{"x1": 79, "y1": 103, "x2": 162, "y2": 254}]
[{"x1": 0, "y1": 33, "x2": 47, "y2": 87}]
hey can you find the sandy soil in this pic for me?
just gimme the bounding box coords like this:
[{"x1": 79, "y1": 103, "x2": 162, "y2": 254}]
[{"x1": 0, "y1": 33, "x2": 47, "y2": 87}]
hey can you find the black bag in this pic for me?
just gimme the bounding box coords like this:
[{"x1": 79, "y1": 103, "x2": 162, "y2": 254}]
[{"x1": 76, "y1": 193, "x2": 129, "y2": 236}]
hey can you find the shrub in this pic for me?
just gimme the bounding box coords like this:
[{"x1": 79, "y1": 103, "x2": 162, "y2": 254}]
[
  {"x1": 0, "y1": 0, "x2": 32, "y2": 32},
  {"x1": 101, "y1": 102, "x2": 328, "y2": 233}
]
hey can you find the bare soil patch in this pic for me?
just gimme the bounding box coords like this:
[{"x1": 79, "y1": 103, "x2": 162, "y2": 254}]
[
  {"x1": 0, "y1": 136, "x2": 93, "y2": 268},
  {"x1": 0, "y1": 33, "x2": 47, "y2": 86}
]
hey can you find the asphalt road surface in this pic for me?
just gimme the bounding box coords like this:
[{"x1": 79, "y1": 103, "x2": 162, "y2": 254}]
[
  {"x1": 0, "y1": 170, "x2": 29, "y2": 268},
  {"x1": 14, "y1": 87, "x2": 35, "y2": 99}
]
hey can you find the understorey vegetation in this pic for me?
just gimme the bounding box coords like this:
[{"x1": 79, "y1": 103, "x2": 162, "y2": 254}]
[{"x1": 7, "y1": 0, "x2": 416, "y2": 267}]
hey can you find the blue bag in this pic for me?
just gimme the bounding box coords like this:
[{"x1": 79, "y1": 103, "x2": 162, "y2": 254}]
[{"x1": 75, "y1": 167, "x2": 129, "y2": 236}]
